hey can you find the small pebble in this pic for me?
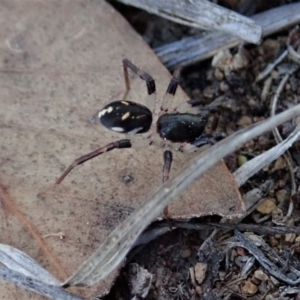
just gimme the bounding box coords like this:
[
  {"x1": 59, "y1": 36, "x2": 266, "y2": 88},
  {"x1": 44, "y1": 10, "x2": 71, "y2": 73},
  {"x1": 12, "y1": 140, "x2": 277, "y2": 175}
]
[
  {"x1": 254, "y1": 270, "x2": 269, "y2": 281},
  {"x1": 122, "y1": 174, "x2": 133, "y2": 183},
  {"x1": 285, "y1": 233, "x2": 296, "y2": 243},
  {"x1": 194, "y1": 263, "x2": 207, "y2": 285},
  {"x1": 191, "y1": 88, "x2": 201, "y2": 98},
  {"x1": 237, "y1": 116, "x2": 253, "y2": 127},
  {"x1": 219, "y1": 271, "x2": 226, "y2": 281},
  {"x1": 276, "y1": 189, "x2": 288, "y2": 203},
  {"x1": 253, "y1": 116, "x2": 265, "y2": 123},
  {"x1": 259, "y1": 39, "x2": 280, "y2": 58},
  {"x1": 181, "y1": 249, "x2": 191, "y2": 258},
  {"x1": 272, "y1": 157, "x2": 287, "y2": 172},
  {"x1": 247, "y1": 98, "x2": 256, "y2": 107},
  {"x1": 241, "y1": 280, "x2": 258, "y2": 296},
  {"x1": 269, "y1": 236, "x2": 279, "y2": 247},
  {"x1": 256, "y1": 199, "x2": 277, "y2": 214},
  {"x1": 202, "y1": 86, "x2": 215, "y2": 99},
  {"x1": 232, "y1": 51, "x2": 249, "y2": 70},
  {"x1": 214, "y1": 68, "x2": 224, "y2": 81},
  {"x1": 219, "y1": 81, "x2": 229, "y2": 92}
]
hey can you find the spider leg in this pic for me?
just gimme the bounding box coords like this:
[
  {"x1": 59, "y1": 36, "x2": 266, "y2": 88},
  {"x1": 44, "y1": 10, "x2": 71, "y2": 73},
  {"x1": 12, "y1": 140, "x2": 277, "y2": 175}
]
[
  {"x1": 162, "y1": 150, "x2": 173, "y2": 183},
  {"x1": 210, "y1": 108, "x2": 220, "y2": 131},
  {"x1": 122, "y1": 59, "x2": 156, "y2": 114},
  {"x1": 55, "y1": 139, "x2": 132, "y2": 184},
  {"x1": 182, "y1": 132, "x2": 226, "y2": 152},
  {"x1": 187, "y1": 99, "x2": 204, "y2": 106},
  {"x1": 162, "y1": 150, "x2": 173, "y2": 228},
  {"x1": 160, "y1": 67, "x2": 181, "y2": 112},
  {"x1": 192, "y1": 133, "x2": 214, "y2": 148},
  {"x1": 55, "y1": 134, "x2": 157, "y2": 184},
  {"x1": 193, "y1": 132, "x2": 226, "y2": 147}
]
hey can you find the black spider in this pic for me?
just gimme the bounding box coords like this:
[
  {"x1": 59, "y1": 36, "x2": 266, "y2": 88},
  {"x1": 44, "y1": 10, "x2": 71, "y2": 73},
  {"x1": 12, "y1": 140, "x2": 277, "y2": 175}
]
[{"x1": 56, "y1": 59, "x2": 224, "y2": 186}]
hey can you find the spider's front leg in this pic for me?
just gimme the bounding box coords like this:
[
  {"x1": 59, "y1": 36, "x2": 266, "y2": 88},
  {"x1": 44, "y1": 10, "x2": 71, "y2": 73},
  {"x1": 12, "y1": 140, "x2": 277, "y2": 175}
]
[
  {"x1": 122, "y1": 59, "x2": 157, "y2": 115},
  {"x1": 55, "y1": 139, "x2": 132, "y2": 184},
  {"x1": 55, "y1": 132, "x2": 158, "y2": 185}
]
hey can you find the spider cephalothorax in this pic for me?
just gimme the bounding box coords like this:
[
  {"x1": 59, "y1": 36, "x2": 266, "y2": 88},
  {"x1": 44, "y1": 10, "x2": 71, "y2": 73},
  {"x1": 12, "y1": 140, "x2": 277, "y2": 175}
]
[{"x1": 56, "y1": 59, "x2": 224, "y2": 185}]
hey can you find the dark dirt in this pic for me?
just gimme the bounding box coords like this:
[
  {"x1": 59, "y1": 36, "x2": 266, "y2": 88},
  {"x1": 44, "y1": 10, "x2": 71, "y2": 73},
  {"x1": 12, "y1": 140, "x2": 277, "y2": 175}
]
[{"x1": 103, "y1": 1, "x2": 300, "y2": 299}]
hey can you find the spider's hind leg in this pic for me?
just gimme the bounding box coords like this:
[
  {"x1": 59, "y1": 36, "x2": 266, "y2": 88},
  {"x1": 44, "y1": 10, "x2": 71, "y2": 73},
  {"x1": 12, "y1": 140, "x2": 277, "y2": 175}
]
[
  {"x1": 162, "y1": 150, "x2": 173, "y2": 229},
  {"x1": 184, "y1": 132, "x2": 226, "y2": 152},
  {"x1": 194, "y1": 130, "x2": 226, "y2": 147},
  {"x1": 162, "y1": 150, "x2": 173, "y2": 183}
]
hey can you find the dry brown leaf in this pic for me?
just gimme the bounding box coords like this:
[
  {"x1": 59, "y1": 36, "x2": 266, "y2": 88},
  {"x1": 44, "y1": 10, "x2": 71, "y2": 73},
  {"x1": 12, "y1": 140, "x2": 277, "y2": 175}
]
[{"x1": 0, "y1": 0, "x2": 243, "y2": 298}]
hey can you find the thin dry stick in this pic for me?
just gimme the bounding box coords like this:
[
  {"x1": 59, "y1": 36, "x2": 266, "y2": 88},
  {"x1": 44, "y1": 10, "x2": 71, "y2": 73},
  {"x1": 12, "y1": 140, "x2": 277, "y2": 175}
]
[
  {"x1": 234, "y1": 124, "x2": 300, "y2": 187},
  {"x1": 287, "y1": 26, "x2": 300, "y2": 63},
  {"x1": 271, "y1": 72, "x2": 297, "y2": 222},
  {"x1": 63, "y1": 105, "x2": 300, "y2": 287},
  {"x1": 172, "y1": 222, "x2": 300, "y2": 236},
  {"x1": 260, "y1": 76, "x2": 273, "y2": 101},
  {"x1": 256, "y1": 51, "x2": 288, "y2": 82}
]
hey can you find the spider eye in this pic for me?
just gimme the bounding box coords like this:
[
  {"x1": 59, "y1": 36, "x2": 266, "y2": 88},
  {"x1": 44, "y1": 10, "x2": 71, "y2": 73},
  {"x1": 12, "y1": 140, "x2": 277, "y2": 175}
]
[{"x1": 98, "y1": 101, "x2": 153, "y2": 134}]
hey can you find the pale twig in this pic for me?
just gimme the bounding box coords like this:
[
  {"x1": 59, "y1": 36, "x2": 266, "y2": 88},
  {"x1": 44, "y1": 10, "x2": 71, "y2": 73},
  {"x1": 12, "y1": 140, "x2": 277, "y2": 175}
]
[
  {"x1": 256, "y1": 51, "x2": 287, "y2": 82},
  {"x1": 257, "y1": 26, "x2": 300, "y2": 81},
  {"x1": 270, "y1": 72, "x2": 298, "y2": 222},
  {"x1": 287, "y1": 26, "x2": 300, "y2": 64},
  {"x1": 260, "y1": 76, "x2": 273, "y2": 102},
  {"x1": 234, "y1": 125, "x2": 300, "y2": 187}
]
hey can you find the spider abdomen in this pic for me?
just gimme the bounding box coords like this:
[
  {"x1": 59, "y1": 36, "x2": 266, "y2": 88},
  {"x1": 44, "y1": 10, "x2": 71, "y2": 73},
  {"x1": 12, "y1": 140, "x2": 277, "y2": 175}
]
[
  {"x1": 98, "y1": 100, "x2": 153, "y2": 134},
  {"x1": 157, "y1": 113, "x2": 207, "y2": 143}
]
